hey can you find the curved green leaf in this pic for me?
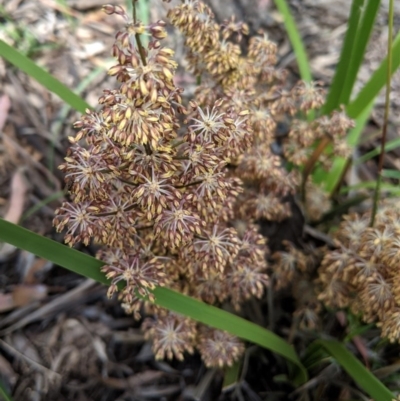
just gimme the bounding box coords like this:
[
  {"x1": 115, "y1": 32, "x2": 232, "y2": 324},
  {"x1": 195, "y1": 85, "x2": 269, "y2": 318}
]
[
  {"x1": 339, "y1": 0, "x2": 381, "y2": 106},
  {"x1": 347, "y1": 30, "x2": 400, "y2": 119},
  {"x1": 382, "y1": 169, "x2": 400, "y2": 180},
  {"x1": 223, "y1": 361, "x2": 241, "y2": 390},
  {"x1": 323, "y1": 0, "x2": 365, "y2": 114},
  {"x1": 273, "y1": 0, "x2": 312, "y2": 82},
  {"x1": 340, "y1": 181, "x2": 400, "y2": 196},
  {"x1": 0, "y1": 39, "x2": 91, "y2": 113},
  {"x1": 313, "y1": 339, "x2": 394, "y2": 401},
  {"x1": 0, "y1": 379, "x2": 13, "y2": 401},
  {"x1": 356, "y1": 136, "x2": 400, "y2": 165},
  {"x1": 0, "y1": 218, "x2": 307, "y2": 385}
]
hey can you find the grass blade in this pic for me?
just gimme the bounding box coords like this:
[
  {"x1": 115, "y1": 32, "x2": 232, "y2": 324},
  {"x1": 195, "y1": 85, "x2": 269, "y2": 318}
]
[
  {"x1": 323, "y1": 0, "x2": 365, "y2": 114},
  {"x1": 356, "y1": 137, "x2": 400, "y2": 165},
  {"x1": 0, "y1": 380, "x2": 13, "y2": 401},
  {"x1": 347, "y1": 31, "x2": 400, "y2": 119},
  {"x1": 340, "y1": 181, "x2": 400, "y2": 195},
  {"x1": 339, "y1": 0, "x2": 381, "y2": 106},
  {"x1": 21, "y1": 190, "x2": 65, "y2": 222},
  {"x1": 0, "y1": 218, "x2": 308, "y2": 385},
  {"x1": 223, "y1": 361, "x2": 241, "y2": 390},
  {"x1": 314, "y1": 339, "x2": 394, "y2": 401},
  {"x1": 273, "y1": 0, "x2": 312, "y2": 82},
  {"x1": 382, "y1": 169, "x2": 400, "y2": 180},
  {"x1": 0, "y1": 39, "x2": 91, "y2": 113}
]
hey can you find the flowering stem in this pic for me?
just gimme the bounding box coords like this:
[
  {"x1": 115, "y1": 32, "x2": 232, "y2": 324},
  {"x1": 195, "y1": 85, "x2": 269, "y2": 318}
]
[
  {"x1": 132, "y1": 0, "x2": 137, "y2": 22},
  {"x1": 175, "y1": 180, "x2": 203, "y2": 189},
  {"x1": 171, "y1": 139, "x2": 185, "y2": 148},
  {"x1": 95, "y1": 202, "x2": 138, "y2": 217},
  {"x1": 119, "y1": 178, "x2": 139, "y2": 186},
  {"x1": 301, "y1": 136, "x2": 330, "y2": 200},
  {"x1": 370, "y1": 0, "x2": 394, "y2": 227},
  {"x1": 136, "y1": 34, "x2": 147, "y2": 66},
  {"x1": 136, "y1": 224, "x2": 154, "y2": 231},
  {"x1": 132, "y1": 0, "x2": 147, "y2": 67}
]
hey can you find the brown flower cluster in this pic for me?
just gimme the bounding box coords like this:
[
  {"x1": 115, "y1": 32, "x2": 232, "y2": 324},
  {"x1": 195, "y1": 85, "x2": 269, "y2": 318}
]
[
  {"x1": 318, "y1": 201, "x2": 400, "y2": 342},
  {"x1": 54, "y1": 0, "x2": 358, "y2": 367},
  {"x1": 53, "y1": 2, "x2": 273, "y2": 368},
  {"x1": 270, "y1": 241, "x2": 324, "y2": 331}
]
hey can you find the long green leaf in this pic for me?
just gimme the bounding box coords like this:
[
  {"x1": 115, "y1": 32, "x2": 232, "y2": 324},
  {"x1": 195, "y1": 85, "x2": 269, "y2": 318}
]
[
  {"x1": 356, "y1": 136, "x2": 400, "y2": 165},
  {"x1": 323, "y1": 0, "x2": 365, "y2": 114},
  {"x1": 382, "y1": 169, "x2": 400, "y2": 180},
  {"x1": 0, "y1": 380, "x2": 13, "y2": 401},
  {"x1": 273, "y1": 0, "x2": 312, "y2": 82},
  {"x1": 315, "y1": 32, "x2": 400, "y2": 192},
  {"x1": 340, "y1": 181, "x2": 400, "y2": 195},
  {"x1": 0, "y1": 218, "x2": 307, "y2": 385},
  {"x1": 347, "y1": 31, "x2": 400, "y2": 119},
  {"x1": 0, "y1": 39, "x2": 91, "y2": 113},
  {"x1": 339, "y1": 0, "x2": 381, "y2": 106},
  {"x1": 314, "y1": 339, "x2": 394, "y2": 401},
  {"x1": 223, "y1": 361, "x2": 241, "y2": 390}
]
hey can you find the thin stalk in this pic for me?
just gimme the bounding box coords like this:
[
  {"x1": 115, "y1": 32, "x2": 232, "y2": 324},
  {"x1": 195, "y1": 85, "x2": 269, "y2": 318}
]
[
  {"x1": 132, "y1": 0, "x2": 150, "y2": 158},
  {"x1": 175, "y1": 180, "x2": 203, "y2": 189},
  {"x1": 301, "y1": 136, "x2": 330, "y2": 199},
  {"x1": 370, "y1": 0, "x2": 394, "y2": 227},
  {"x1": 132, "y1": 0, "x2": 147, "y2": 66}
]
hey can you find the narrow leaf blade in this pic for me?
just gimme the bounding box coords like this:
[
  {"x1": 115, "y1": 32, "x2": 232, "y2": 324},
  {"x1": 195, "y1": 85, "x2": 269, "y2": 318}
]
[
  {"x1": 339, "y1": 0, "x2": 381, "y2": 106},
  {"x1": 0, "y1": 39, "x2": 91, "y2": 113},
  {"x1": 314, "y1": 339, "x2": 394, "y2": 401},
  {"x1": 0, "y1": 380, "x2": 13, "y2": 401},
  {"x1": 323, "y1": 0, "x2": 365, "y2": 114},
  {"x1": 273, "y1": 0, "x2": 312, "y2": 82},
  {"x1": 347, "y1": 31, "x2": 400, "y2": 119},
  {"x1": 0, "y1": 218, "x2": 308, "y2": 385}
]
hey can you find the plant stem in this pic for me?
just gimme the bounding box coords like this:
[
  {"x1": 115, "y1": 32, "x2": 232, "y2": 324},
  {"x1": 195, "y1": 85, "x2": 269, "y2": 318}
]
[
  {"x1": 370, "y1": 0, "x2": 394, "y2": 227},
  {"x1": 132, "y1": 0, "x2": 147, "y2": 67},
  {"x1": 301, "y1": 136, "x2": 330, "y2": 200}
]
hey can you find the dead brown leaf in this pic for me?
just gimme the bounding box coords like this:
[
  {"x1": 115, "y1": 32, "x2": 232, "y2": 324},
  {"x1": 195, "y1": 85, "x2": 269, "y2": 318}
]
[{"x1": 102, "y1": 371, "x2": 166, "y2": 390}]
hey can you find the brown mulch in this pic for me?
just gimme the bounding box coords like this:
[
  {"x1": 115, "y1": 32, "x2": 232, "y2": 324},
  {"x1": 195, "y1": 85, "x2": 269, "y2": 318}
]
[{"x1": 0, "y1": 1, "x2": 399, "y2": 400}]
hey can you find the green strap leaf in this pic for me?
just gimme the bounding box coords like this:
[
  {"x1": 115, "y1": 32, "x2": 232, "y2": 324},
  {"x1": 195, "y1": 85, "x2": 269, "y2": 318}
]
[
  {"x1": 273, "y1": 0, "x2": 312, "y2": 82},
  {"x1": 0, "y1": 379, "x2": 13, "y2": 401},
  {"x1": 323, "y1": 0, "x2": 365, "y2": 114},
  {"x1": 339, "y1": 0, "x2": 381, "y2": 106},
  {"x1": 0, "y1": 218, "x2": 308, "y2": 385},
  {"x1": 0, "y1": 39, "x2": 91, "y2": 113},
  {"x1": 340, "y1": 181, "x2": 400, "y2": 195},
  {"x1": 313, "y1": 339, "x2": 394, "y2": 401},
  {"x1": 347, "y1": 30, "x2": 400, "y2": 119},
  {"x1": 223, "y1": 361, "x2": 241, "y2": 390},
  {"x1": 381, "y1": 169, "x2": 400, "y2": 180}
]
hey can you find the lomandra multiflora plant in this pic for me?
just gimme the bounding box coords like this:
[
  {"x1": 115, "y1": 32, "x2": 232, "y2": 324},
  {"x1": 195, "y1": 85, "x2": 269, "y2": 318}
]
[
  {"x1": 318, "y1": 201, "x2": 400, "y2": 343},
  {"x1": 53, "y1": 0, "x2": 355, "y2": 366}
]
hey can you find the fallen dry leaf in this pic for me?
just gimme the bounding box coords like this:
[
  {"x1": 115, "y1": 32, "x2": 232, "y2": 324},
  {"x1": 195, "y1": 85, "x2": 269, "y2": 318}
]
[
  {"x1": 0, "y1": 293, "x2": 16, "y2": 313},
  {"x1": 3, "y1": 168, "x2": 27, "y2": 224},
  {"x1": 0, "y1": 168, "x2": 28, "y2": 261},
  {"x1": 0, "y1": 285, "x2": 47, "y2": 313},
  {"x1": 21, "y1": 255, "x2": 53, "y2": 285},
  {"x1": 0, "y1": 94, "x2": 11, "y2": 131},
  {"x1": 102, "y1": 371, "x2": 166, "y2": 390},
  {"x1": 12, "y1": 284, "x2": 48, "y2": 307}
]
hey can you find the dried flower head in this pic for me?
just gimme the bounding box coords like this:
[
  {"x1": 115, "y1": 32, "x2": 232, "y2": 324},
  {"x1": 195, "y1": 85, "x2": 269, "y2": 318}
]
[
  {"x1": 197, "y1": 326, "x2": 245, "y2": 368},
  {"x1": 142, "y1": 312, "x2": 197, "y2": 360}
]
